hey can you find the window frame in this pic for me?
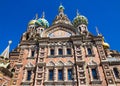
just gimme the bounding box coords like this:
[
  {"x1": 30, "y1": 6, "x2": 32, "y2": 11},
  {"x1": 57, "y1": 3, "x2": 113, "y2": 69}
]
[
  {"x1": 67, "y1": 48, "x2": 71, "y2": 55},
  {"x1": 58, "y1": 69, "x2": 63, "y2": 80},
  {"x1": 27, "y1": 70, "x2": 32, "y2": 81},
  {"x1": 68, "y1": 69, "x2": 72, "y2": 80},
  {"x1": 49, "y1": 69, "x2": 54, "y2": 80},
  {"x1": 91, "y1": 68, "x2": 99, "y2": 80},
  {"x1": 87, "y1": 48, "x2": 92, "y2": 55},
  {"x1": 50, "y1": 49, "x2": 55, "y2": 55},
  {"x1": 113, "y1": 67, "x2": 119, "y2": 79},
  {"x1": 58, "y1": 48, "x2": 63, "y2": 55},
  {"x1": 31, "y1": 50, "x2": 35, "y2": 57}
]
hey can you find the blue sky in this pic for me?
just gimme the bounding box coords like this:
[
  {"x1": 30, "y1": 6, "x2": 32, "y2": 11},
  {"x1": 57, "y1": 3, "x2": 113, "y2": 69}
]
[{"x1": 0, "y1": 0, "x2": 120, "y2": 53}]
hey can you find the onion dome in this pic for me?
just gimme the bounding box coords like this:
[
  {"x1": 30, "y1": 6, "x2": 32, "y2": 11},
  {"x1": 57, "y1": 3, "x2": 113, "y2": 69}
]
[
  {"x1": 37, "y1": 18, "x2": 49, "y2": 28},
  {"x1": 37, "y1": 12, "x2": 49, "y2": 28},
  {"x1": 59, "y1": 4, "x2": 65, "y2": 12},
  {"x1": 73, "y1": 12, "x2": 88, "y2": 27},
  {"x1": 28, "y1": 14, "x2": 39, "y2": 26},
  {"x1": 102, "y1": 37, "x2": 110, "y2": 49},
  {"x1": 102, "y1": 42, "x2": 110, "y2": 49},
  {"x1": 28, "y1": 20, "x2": 37, "y2": 25}
]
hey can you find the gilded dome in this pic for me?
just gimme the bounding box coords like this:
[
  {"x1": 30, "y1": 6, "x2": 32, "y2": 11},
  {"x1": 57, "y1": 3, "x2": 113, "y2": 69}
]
[
  {"x1": 28, "y1": 20, "x2": 37, "y2": 25},
  {"x1": 102, "y1": 37, "x2": 110, "y2": 49},
  {"x1": 102, "y1": 42, "x2": 110, "y2": 49},
  {"x1": 73, "y1": 14, "x2": 88, "y2": 27},
  {"x1": 37, "y1": 18, "x2": 49, "y2": 28}
]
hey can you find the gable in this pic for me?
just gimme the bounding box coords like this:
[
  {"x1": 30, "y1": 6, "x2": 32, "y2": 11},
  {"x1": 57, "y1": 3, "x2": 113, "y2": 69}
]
[
  {"x1": 48, "y1": 30, "x2": 71, "y2": 38},
  {"x1": 41, "y1": 23, "x2": 76, "y2": 37}
]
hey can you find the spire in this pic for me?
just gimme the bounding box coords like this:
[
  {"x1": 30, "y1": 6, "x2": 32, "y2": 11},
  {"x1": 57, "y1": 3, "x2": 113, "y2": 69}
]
[
  {"x1": 42, "y1": 11, "x2": 45, "y2": 18},
  {"x1": 96, "y1": 27, "x2": 101, "y2": 36},
  {"x1": 35, "y1": 13, "x2": 38, "y2": 20},
  {"x1": 76, "y1": 9, "x2": 80, "y2": 16},
  {"x1": 1, "y1": 40, "x2": 12, "y2": 58}
]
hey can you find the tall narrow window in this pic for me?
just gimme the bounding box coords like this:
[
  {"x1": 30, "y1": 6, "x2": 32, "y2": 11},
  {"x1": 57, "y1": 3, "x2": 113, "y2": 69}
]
[
  {"x1": 26, "y1": 33, "x2": 29, "y2": 40},
  {"x1": 113, "y1": 68, "x2": 119, "y2": 79},
  {"x1": 58, "y1": 49, "x2": 63, "y2": 55},
  {"x1": 31, "y1": 51, "x2": 35, "y2": 57},
  {"x1": 92, "y1": 68, "x2": 98, "y2": 80},
  {"x1": 49, "y1": 70, "x2": 54, "y2": 80},
  {"x1": 79, "y1": 27, "x2": 81, "y2": 32},
  {"x1": 50, "y1": 49, "x2": 54, "y2": 55},
  {"x1": 68, "y1": 69, "x2": 72, "y2": 80},
  {"x1": 58, "y1": 69, "x2": 63, "y2": 80},
  {"x1": 67, "y1": 48, "x2": 71, "y2": 55},
  {"x1": 27, "y1": 71, "x2": 31, "y2": 81},
  {"x1": 87, "y1": 48, "x2": 92, "y2": 55}
]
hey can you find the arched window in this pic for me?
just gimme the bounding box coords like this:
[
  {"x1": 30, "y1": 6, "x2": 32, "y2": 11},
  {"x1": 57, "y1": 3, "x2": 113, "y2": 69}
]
[
  {"x1": 113, "y1": 68, "x2": 119, "y2": 79},
  {"x1": 79, "y1": 27, "x2": 81, "y2": 32},
  {"x1": 87, "y1": 48, "x2": 92, "y2": 55},
  {"x1": 27, "y1": 71, "x2": 31, "y2": 81},
  {"x1": 26, "y1": 33, "x2": 29, "y2": 40},
  {"x1": 92, "y1": 68, "x2": 98, "y2": 80},
  {"x1": 31, "y1": 51, "x2": 35, "y2": 57}
]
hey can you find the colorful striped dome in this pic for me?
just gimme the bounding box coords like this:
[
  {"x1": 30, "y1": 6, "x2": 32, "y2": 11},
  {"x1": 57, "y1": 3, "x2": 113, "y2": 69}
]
[
  {"x1": 73, "y1": 14, "x2": 88, "y2": 27},
  {"x1": 37, "y1": 18, "x2": 49, "y2": 28}
]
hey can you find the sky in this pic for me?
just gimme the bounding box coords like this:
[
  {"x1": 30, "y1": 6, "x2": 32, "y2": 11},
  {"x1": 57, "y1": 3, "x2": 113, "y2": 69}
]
[{"x1": 0, "y1": 0, "x2": 120, "y2": 53}]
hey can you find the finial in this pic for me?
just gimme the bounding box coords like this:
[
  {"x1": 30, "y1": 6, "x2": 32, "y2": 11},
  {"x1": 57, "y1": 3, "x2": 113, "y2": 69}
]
[
  {"x1": 35, "y1": 13, "x2": 38, "y2": 20},
  {"x1": 42, "y1": 11, "x2": 45, "y2": 18},
  {"x1": 60, "y1": 2, "x2": 62, "y2": 6},
  {"x1": 77, "y1": 9, "x2": 80, "y2": 16},
  {"x1": 8, "y1": 40, "x2": 12, "y2": 45}
]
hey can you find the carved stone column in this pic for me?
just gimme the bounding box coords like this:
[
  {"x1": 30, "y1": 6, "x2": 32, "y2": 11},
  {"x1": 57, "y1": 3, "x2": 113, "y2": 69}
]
[{"x1": 54, "y1": 68, "x2": 57, "y2": 81}]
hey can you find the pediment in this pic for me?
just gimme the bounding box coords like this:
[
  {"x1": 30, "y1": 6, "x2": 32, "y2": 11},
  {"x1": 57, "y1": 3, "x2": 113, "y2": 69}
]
[
  {"x1": 41, "y1": 23, "x2": 76, "y2": 37},
  {"x1": 47, "y1": 61, "x2": 55, "y2": 66},
  {"x1": 48, "y1": 30, "x2": 71, "y2": 38},
  {"x1": 65, "y1": 61, "x2": 73, "y2": 66},
  {"x1": 56, "y1": 61, "x2": 64, "y2": 66}
]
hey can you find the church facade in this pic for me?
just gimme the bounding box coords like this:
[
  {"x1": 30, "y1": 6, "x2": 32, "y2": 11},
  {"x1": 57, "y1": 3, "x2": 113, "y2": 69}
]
[{"x1": 8, "y1": 5, "x2": 120, "y2": 86}]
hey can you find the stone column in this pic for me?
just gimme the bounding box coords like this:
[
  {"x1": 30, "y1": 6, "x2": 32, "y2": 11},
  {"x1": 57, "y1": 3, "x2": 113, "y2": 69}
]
[
  {"x1": 45, "y1": 68, "x2": 48, "y2": 81},
  {"x1": 63, "y1": 46, "x2": 66, "y2": 55},
  {"x1": 64, "y1": 67, "x2": 67, "y2": 81},
  {"x1": 54, "y1": 68, "x2": 57, "y2": 81},
  {"x1": 55, "y1": 46, "x2": 57, "y2": 55}
]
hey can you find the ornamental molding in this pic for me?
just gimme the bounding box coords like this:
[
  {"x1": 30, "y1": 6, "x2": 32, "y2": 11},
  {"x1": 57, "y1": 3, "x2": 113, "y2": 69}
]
[{"x1": 46, "y1": 61, "x2": 73, "y2": 67}]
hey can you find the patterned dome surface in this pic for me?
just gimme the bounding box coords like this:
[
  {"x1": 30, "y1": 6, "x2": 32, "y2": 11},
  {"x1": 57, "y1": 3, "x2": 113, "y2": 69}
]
[
  {"x1": 73, "y1": 14, "x2": 88, "y2": 27},
  {"x1": 37, "y1": 18, "x2": 49, "y2": 28}
]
